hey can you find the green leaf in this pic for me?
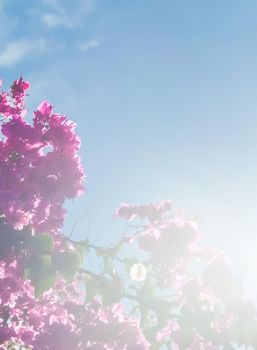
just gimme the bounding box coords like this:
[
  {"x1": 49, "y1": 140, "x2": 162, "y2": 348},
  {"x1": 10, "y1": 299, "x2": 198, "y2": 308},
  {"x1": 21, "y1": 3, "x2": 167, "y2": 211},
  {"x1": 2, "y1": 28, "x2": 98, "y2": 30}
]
[
  {"x1": 176, "y1": 308, "x2": 195, "y2": 348},
  {"x1": 26, "y1": 255, "x2": 52, "y2": 275},
  {"x1": 151, "y1": 299, "x2": 171, "y2": 328},
  {"x1": 30, "y1": 234, "x2": 54, "y2": 254},
  {"x1": 74, "y1": 244, "x2": 86, "y2": 260},
  {"x1": 137, "y1": 282, "x2": 155, "y2": 306},
  {"x1": 25, "y1": 255, "x2": 56, "y2": 297},
  {"x1": 100, "y1": 277, "x2": 123, "y2": 306},
  {"x1": 52, "y1": 250, "x2": 81, "y2": 282},
  {"x1": 85, "y1": 276, "x2": 99, "y2": 302},
  {"x1": 19, "y1": 224, "x2": 33, "y2": 241},
  {"x1": 124, "y1": 258, "x2": 138, "y2": 270},
  {"x1": 107, "y1": 243, "x2": 124, "y2": 257},
  {"x1": 34, "y1": 270, "x2": 56, "y2": 298},
  {"x1": 74, "y1": 239, "x2": 91, "y2": 250}
]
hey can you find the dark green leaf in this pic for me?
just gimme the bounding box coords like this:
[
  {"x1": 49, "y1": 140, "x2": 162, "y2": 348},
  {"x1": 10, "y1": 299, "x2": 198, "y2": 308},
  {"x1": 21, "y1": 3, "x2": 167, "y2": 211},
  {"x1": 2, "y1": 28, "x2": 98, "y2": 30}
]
[
  {"x1": 30, "y1": 234, "x2": 54, "y2": 254},
  {"x1": 25, "y1": 255, "x2": 55, "y2": 297},
  {"x1": 52, "y1": 250, "x2": 81, "y2": 282},
  {"x1": 100, "y1": 277, "x2": 123, "y2": 306},
  {"x1": 85, "y1": 276, "x2": 99, "y2": 302}
]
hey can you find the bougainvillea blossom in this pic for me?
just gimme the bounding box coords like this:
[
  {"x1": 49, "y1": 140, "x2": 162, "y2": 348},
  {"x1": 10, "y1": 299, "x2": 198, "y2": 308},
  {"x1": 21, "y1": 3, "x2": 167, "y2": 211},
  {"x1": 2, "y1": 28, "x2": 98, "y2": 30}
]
[
  {"x1": 0, "y1": 78, "x2": 150, "y2": 350},
  {"x1": 0, "y1": 78, "x2": 84, "y2": 232},
  {"x1": 1, "y1": 78, "x2": 257, "y2": 350}
]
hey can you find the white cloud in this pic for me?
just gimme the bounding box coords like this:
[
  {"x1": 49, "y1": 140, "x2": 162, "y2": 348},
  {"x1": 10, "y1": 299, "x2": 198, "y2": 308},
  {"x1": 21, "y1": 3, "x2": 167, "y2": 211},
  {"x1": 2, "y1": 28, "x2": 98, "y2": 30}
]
[
  {"x1": 42, "y1": 0, "x2": 95, "y2": 28},
  {"x1": 43, "y1": 0, "x2": 64, "y2": 12},
  {"x1": 42, "y1": 13, "x2": 72, "y2": 28},
  {"x1": 78, "y1": 38, "x2": 99, "y2": 52},
  {"x1": 80, "y1": 0, "x2": 95, "y2": 13},
  {"x1": 0, "y1": 39, "x2": 46, "y2": 67},
  {"x1": 44, "y1": 0, "x2": 95, "y2": 13}
]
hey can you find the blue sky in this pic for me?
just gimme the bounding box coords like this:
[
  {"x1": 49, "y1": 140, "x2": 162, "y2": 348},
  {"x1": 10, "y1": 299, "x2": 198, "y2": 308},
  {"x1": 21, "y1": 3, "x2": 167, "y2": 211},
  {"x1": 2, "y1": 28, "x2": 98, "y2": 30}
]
[{"x1": 1, "y1": 0, "x2": 257, "y2": 294}]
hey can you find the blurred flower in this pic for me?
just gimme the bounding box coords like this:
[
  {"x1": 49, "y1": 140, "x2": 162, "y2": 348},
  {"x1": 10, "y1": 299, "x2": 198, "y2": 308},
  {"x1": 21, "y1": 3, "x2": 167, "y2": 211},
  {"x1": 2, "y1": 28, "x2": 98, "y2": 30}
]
[{"x1": 130, "y1": 263, "x2": 147, "y2": 282}]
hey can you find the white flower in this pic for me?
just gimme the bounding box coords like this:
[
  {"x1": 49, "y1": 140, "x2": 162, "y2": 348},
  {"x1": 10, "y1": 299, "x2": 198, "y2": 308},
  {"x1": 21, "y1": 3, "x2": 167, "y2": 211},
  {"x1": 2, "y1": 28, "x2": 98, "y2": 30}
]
[{"x1": 130, "y1": 263, "x2": 147, "y2": 282}]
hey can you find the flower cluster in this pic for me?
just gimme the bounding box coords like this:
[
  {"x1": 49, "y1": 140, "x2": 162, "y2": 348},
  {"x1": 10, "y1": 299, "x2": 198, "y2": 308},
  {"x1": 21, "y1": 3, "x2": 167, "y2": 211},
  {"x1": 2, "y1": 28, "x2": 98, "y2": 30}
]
[
  {"x1": 0, "y1": 78, "x2": 150, "y2": 350},
  {"x1": 1, "y1": 77, "x2": 257, "y2": 350},
  {"x1": 0, "y1": 259, "x2": 150, "y2": 350},
  {"x1": 0, "y1": 77, "x2": 84, "y2": 233},
  {"x1": 116, "y1": 202, "x2": 257, "y2": 349}
]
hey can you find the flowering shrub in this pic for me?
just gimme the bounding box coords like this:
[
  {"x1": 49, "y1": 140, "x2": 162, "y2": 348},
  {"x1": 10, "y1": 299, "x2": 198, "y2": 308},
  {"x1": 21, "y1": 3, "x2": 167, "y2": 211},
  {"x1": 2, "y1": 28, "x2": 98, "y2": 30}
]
[
  {"x1": 0, "y1": 77, "x2": 83, "y2": 232},
  {"x1": 0, "y1": 77, "x2": 256, "y2": 349},
  {"x1": 0, "y1": 78, "x2": 149, "y2": 349},
  {"x1": 114, "y1": 202, "x2": 257, "y2": 349}
]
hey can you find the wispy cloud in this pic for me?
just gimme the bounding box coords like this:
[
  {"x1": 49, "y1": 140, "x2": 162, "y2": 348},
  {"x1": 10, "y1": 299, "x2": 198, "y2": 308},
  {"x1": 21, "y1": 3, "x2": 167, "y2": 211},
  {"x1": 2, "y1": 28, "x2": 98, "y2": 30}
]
[
  {"x1": 78, "y1": 38, "x2": 99, "y2": 52},
  {"x1": 42, "y1": 13, "x2": 72, "y2": 28},
  {"x1": 0, "y1": 39, "x2": 46, "y2": 67},
  {"x1": 42, "y1": 0, "x2": 95, "y2": 29},
  {"x1": 0, "y1": 0, "x2": 99, "y2": 67},
  {"x1": 80, "y1": 0, "x2": 95, "y2": 13}
]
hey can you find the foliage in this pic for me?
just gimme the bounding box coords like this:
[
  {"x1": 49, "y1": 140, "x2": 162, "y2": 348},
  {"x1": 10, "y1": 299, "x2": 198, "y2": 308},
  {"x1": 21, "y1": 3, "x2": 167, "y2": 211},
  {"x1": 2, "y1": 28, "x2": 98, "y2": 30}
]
[{"x1": 0, "y1": 77, "x2": 256, "y2": 349}]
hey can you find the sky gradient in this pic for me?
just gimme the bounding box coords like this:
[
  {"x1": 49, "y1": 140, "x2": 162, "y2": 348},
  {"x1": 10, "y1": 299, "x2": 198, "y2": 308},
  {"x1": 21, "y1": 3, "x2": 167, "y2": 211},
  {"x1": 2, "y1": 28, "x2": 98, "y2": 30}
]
[{"x1": 1, "y1": 0, "x2": 257, "y2": 295}]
